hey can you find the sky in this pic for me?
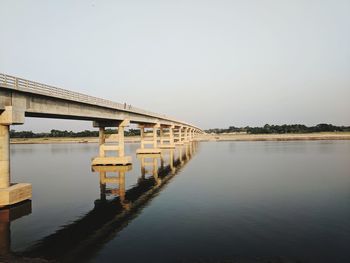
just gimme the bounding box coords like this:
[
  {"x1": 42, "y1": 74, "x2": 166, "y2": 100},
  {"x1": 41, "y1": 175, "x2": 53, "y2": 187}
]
[{"x1": 1, "y1": 0, "x2": 349, "y2": 131}]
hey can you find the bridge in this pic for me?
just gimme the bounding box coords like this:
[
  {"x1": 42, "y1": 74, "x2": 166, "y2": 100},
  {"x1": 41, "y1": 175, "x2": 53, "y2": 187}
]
[{"x1": 0, "y1": 73, "x2": 204, "y2": 207}]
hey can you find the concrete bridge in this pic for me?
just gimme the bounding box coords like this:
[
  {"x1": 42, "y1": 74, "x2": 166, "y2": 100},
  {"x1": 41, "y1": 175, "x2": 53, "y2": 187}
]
[{"x1": 0, "y1": 73, "x2": 204, "y2": 207}]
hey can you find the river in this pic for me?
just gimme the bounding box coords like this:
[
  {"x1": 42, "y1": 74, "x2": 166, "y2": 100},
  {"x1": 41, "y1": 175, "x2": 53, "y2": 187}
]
[{"x1": 3, "y1": 140, "x2": 350, "y2": 262}]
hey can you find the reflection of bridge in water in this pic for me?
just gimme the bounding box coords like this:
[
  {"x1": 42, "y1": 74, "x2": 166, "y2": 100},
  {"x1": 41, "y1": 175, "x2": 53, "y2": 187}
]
[{"x1": 3, "y1": 142, "x2": 197, "y2": 262}]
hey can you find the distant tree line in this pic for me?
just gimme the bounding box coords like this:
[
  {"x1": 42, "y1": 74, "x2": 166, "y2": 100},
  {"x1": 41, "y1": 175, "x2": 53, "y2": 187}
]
[
  {"x1": 205, "y1": 124, "x2": 350, "y2": 134},
  {"x1": 10, "y1": 129, "x2": 141, "y2": 138},
  {"x1": 10, "y1": 124, "x2": 350, "y2": 138}
]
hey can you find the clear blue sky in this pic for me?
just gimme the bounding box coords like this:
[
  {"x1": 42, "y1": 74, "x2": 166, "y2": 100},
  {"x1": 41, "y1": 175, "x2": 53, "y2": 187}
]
[{"x1": 1, "y1": 0, "x2": 349, "y2": 131}]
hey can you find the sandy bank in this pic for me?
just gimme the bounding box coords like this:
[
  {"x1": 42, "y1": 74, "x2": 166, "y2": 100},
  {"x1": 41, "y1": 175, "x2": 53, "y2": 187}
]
[{"x1": 197, "y1": 132, "x2": 350, "y2": 142}]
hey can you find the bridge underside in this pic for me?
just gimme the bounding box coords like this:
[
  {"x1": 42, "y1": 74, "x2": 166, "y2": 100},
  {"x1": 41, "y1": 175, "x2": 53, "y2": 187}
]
[{"x1": 0, "y1": 89, "x2": 177, "y2": 126}]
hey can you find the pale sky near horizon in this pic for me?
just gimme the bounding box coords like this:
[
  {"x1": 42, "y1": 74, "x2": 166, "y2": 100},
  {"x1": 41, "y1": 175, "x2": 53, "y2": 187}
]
[{"x1": 1, "y1": 0, "x2": 349, "y2": 131}]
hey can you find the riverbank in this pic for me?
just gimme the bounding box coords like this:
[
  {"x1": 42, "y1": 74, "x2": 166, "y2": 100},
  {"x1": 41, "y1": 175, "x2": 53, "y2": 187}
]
[
  {"x1": 10, "y1": 132, "x2": 350, "y2": 144},
  {"x1": 198, "y1": 132, "x2": 350, "y2": 141}
]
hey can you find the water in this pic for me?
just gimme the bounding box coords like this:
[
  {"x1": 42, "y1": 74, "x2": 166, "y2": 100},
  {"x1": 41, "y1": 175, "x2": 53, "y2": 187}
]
[{"x1": 3, "y1": 141, "x2": 350, "y2": 262}]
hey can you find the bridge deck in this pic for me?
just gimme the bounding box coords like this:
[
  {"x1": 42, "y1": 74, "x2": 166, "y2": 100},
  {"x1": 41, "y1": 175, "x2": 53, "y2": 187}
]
[{"x1": 0, "y1": 73, "x2": 201, "y2": 130}]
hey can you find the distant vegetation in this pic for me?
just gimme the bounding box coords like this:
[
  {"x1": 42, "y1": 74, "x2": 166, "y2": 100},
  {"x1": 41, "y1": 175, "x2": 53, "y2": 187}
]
[
  {"x1": 10, "y1": 124, "x2": 350, "y2": 138},
  {"x1": 205, "y1": 124, "x2": 350, "y2": 134},
  {"x1": 10, "y1": 129, "x2": 141, "y2": 138}
]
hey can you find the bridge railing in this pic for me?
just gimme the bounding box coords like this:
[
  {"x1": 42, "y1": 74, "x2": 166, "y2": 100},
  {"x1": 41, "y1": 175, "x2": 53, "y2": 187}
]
[{"x1": 0, "y1": 73, "x2": 196, "y2": 128}]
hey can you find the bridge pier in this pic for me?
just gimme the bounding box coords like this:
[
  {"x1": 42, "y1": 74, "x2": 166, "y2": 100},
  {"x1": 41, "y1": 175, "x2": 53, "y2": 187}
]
[
  {"x1": 0, "y1": 107, "x2": 31, "y2": 208},
  {"x1": 159, "y1": 125, "x2": 175, "y2": 149},
  {"x1": 136, "y1": 124, "x2": 161, "y2": 154},
  {"x1": 180, "y1": 127, "x2": 189, "y2": 144},
  {"x1": 0, "y1": 125, "x2": 10, "y2": 189},
  {"x1": 188, "y1": 128, "x2": 193, "y2": 141},
  {"x1": 92, "y1": 119, "x2": 132, "y2": 166},
  {"x1": 175, "y1": 127, "x2": 184, "y2": 146}
]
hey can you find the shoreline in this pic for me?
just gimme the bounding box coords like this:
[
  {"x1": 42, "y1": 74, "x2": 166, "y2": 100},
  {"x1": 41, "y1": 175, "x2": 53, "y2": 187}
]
[
  {"x1": 199, "y1": 132, "x2": 350, "y2": 142},
  {"x1": 10, "y1": 132, "x2": 350, "y2": 144}
]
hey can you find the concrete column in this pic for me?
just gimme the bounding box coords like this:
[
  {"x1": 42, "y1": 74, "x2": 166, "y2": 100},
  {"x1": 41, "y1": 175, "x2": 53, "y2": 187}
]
[
  {"x1": 0, "y1": 125, "x2": 10, "y2": 189},
  {"x1": 136, "y1": 124, "x2": 161, "y2": 154},
  {"x1": 99, "y1": 127, "x2": 105, "y2": 145},
  {"x1": 92, "y1": 119, "x2": 132, "y2": 166},
  {"x1": 118, "y1": 125, "x2": 125, "y2": 157},
  {"x1": 169, "y1": 127, "x2": 174, "y2": 145},
  {"x1": 160, "y1": 127, "x2": 164, "y2": 145},
  {"x1": 159, "y1": 125, "x2": 175, "y2": 149},
  {"x1": 184, "y1": 127, "x2": 189, "y2": 143},
  {"x1": 153, "y1": 124, "x2": 158, "y2": 149},
  {"x1": 140, "y1": 126, "x2": 145, "y2": 149},
  {"x1": 99, "y1": 127, "x2": 105, "y2": 157},
  {"x1": 175, "y1": 127, "x2": 183, "y2": 145},
  {"x1": 0, "y1": 119, "x2": 31, "y2": 207}
]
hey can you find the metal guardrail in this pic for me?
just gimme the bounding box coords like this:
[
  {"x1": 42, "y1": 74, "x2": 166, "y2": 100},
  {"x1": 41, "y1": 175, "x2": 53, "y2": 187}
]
[{"x1": 0, "y1": 73, "x2": 197, "y2": 129}]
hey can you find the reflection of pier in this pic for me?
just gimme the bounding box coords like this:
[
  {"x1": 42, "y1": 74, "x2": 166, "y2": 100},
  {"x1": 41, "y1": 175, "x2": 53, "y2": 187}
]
[
  {"x1": 92, "y1": 165, "x2": 132, "y2": 209},
  {"x1": 0, "y1": 201, "x2": 32, "y2": 259},
  {"x1": 138, "y1": 153, "x2": 161, "y2": 185},
  {"x1": 21, "y1": 142, "x2": 198, "y2": 262}
]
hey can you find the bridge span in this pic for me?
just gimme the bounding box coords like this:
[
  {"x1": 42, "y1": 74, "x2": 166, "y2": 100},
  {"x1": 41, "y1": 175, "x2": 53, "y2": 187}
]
[{"x1": 0, "y1": 73, "x2": 203, "y2": 207}]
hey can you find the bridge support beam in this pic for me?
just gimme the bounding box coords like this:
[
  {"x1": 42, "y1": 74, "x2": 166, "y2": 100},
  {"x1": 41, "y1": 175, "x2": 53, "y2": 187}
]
[
  {"x1": 0, "y1": 107, "x2": 31, "y2": 208},
  {"x1": 92, "y1": 119, "x2": 132, "y2": 166},
  {"x1": 159, "y1": 125, "x2": 175, "y2": 149},
  {"x1": 136, "y1": 124, "x2": 161, "y2": 154}
]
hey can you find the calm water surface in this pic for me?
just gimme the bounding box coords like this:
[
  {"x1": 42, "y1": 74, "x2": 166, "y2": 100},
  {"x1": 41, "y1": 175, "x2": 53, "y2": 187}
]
[{"x1": 4, "y1": 141, "x2": 350, "y2": 262}]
